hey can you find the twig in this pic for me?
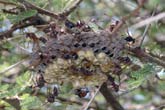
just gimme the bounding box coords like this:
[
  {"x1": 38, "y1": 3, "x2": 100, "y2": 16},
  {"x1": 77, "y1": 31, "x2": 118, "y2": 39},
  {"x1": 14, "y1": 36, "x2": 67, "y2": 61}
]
[
  {"x1": 144, "y1": 52, "x2": 165, "y2": 68},
  {"x1": 139, "y1": 23, "x2": 150, "y2": 47},
  {"x1": 0, "y1": 15, "x2": 47, "y2": 39},
  {"x1": 0, "y1": 0, "x2": 83, "y2": 39},
  {"x1": 83, "y1": 85, "x2": 101, "y2": 110},
  {"x1": 128, "y1": 47, "x2": 165, "y2": 68},
  {"x1": 17, "y1": 0, "x2": 83, "y2": 20},
  {"x1": 118, "y1": 86, "x2": 140, "y2": 97},
  {"x1": 139, "y1": 7, "x2": 157, "y2": 47},
  {"x1": 7, "y1": 37, "x2": 32, "y2": 54},
  {"x1": 59, "y1": 0, "x2": 83, "y2": 17},
  {"x1": 57, "y1": 97, "x2": 96, "y2": 109},
  {"x1": 17, "y1": 0, "x2": 59, "y2": 19},
  {"x1": 118, "y1": 74, "x2": 150, "y2": 97},
  {"x1": 110, "y1": 3, "x2": 144, "y2": 35},
  {"x1": 2, "y1": 9, "x2": 19, "y2": 15},
  {"x1": 154, "y1": 105, "x2": 165, "y2": 110},
  {"x1": 0, "y1": 22, "x2": 36, "y2": 39},
  {"x1": 131, "y1": 12, "x2": 165, "y2": 29},
  {"x1": 0, "y1": 60, "x2": 24, "y2": 74},
  {"x1": 0, "y1": 36, "x2": 21, "y2": 45},
  {"x1": 100, "y1": 82, "x2": 125, "y2": 110}
]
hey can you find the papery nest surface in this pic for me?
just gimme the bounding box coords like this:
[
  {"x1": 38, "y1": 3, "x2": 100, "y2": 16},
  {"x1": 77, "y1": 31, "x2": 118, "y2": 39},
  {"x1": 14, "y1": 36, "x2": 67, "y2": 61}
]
[{"x1": 30, "y1": 30, "x2": 128, "y2": 87}]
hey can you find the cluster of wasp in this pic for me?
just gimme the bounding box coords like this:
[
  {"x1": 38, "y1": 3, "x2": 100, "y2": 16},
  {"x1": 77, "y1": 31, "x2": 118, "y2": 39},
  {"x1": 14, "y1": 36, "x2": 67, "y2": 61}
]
[
  {"x1": 30, "y1": 73, "x2": 58, "y2": 103},
  {"x1": 28, "y1": 17, "x2": 135, "y2": 100},
  {"x1": 31, "y1": 73, "x2": 90, "y2": 101}
]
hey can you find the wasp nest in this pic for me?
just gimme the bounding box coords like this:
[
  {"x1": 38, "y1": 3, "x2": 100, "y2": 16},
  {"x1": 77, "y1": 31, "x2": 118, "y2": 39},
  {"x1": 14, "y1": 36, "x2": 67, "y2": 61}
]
[{"x1": 30, "y1": 28, "x2": 128, "y2": 87}]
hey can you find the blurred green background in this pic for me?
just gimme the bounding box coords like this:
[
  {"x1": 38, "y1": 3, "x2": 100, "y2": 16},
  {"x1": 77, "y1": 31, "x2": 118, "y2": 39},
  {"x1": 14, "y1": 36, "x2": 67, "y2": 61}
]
[{"x1": 0, "y1": 0, "x2": 165, "y2": 110}]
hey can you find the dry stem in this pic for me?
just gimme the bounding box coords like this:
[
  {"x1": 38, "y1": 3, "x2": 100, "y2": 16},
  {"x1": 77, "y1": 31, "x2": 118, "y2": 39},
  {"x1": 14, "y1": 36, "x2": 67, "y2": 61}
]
[
  {"x1": 131, "y1": 12, "x2": 165, "y2": 29},
  {"x1": 100, "y1": 82, "x2": 125, "y2": 110}
]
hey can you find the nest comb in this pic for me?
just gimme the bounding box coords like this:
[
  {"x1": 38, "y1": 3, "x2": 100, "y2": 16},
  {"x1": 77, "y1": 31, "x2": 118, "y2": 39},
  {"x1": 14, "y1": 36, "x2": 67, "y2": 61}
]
[{"x1": 30, "y1": 30, "x2": 127, "y2": 87}]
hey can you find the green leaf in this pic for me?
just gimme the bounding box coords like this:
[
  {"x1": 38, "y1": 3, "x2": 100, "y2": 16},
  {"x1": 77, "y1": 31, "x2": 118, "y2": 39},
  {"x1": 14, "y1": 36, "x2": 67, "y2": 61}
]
[
  {"x1": 158, "y1": 82, "x2": 165, "y2": 91},
  {"x1": 16, "y1": 71, "x2": 31, "y2": 86},
  {"x1": 8, "y1": 9, "x2": 37, "y2": 23},
  {"x1": 52, "y1": 0, "x2": 70, "y2": 12},
  {"x1": 0, "y1": 13, "x2": 4, "y2": 21},
  {"x1": 127, "y1": 64, "x2": 154, "y2": 88},
  {"x1": 0, "y1": 85, "x2": 25, "y2": 99},
  {"x1": 20, "y1": 94, "x2": 42, "y2": 110},
  {"x1": 3, "y1": 106, "x2": 16, "y2": 110},
  {"x1": 0, "y1": 84, "x2": 9, "y2": 91},
  {"x1": 61, "y1": 82, "x2": 73, "y2": 94},
  {"x1": 147, "y1": 0, "x2": 160, "y2": 9}
]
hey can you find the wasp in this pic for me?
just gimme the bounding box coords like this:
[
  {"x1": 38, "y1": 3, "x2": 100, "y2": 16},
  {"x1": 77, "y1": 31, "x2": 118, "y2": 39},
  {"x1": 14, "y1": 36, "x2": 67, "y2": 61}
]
[
  {"x1": 30, "y1": 73, "x2": 47, "y2": 96},
  {"x1": 76, "y1": 20, "x2": 85, "y2": 28},
  {"x1": 33, "y1": 74, "x2": 46, "y2": 88},
  {"x1": 64, "y1": 19, "x2": 81, "y2": 34},
  {"x1": 53, "y1": 86, "x2": 58, "y2": 97},
  {"x1": 109, "y1": 19, "x2": 119, "y2": 32},
  {"x1": 125, "y1": 28, "x2": 135, "y2": 44},
  {"x1": 82, "y1": 25, "x2": 92, "y2": 32},
  {"x1": 76, "y1": 20, "x2": 92, "y2": 32},
  {"x1": 47, "y1": 91, "x2": 55, "y2": 103},
  {"x1": 118, "y1": 56, "x2": 132, "y2": 65},
  {"x1": 49, "y1": 25, "x2": 59, "y2": 38},
  {"x1": 26, "y1": 33, "x2": 40, "y2": 50},
  {"x1": 65, "y1": 19, "x2": 92, "y2": 34},
  {"x1": 74, "y1": 87, "x2": 89, "y2": 98},
  {"x1": 70, "y1": 65, "x2": 93, "y2": 76},
  {"x1": 39, "y1": 37, "x2": 47, "y2": 43},
  {"x1": 65, "y1": 19, "x2": 76, "y2": 29},
  {"x1": 125, "y1": 36, "x2": 135, "y2": 44},
  {"x1": 108, "y1": 75, "x2": 119, "y2": 92},
  {"x1": 47, "y1": 86, "x2": 58, "y2": 103}
]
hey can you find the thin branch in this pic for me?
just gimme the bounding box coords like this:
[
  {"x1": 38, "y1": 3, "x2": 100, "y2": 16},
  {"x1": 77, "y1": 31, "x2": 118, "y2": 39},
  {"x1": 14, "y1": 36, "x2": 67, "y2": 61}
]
[
  {"x1": 149, "y1": 52, "x2": 165, "y2": 62},
  {"x1": 1, "y1": 0, "x2": 83, "y2": 20},
  {"x1": 110, "y1": 3, "x2": 144, "y2": 35},
  {"x1": 139, "y1": 8, "x2": 156, "y2": 47},
  {"x1": 0, "y1": 60, "x2": 24, "y2": 74},
  {"x1": 128, "y1": 47, "x2": 165, "y2": 68},
  {"x1": 154, "y1": 105, "x2": 165, "y2": 110},
  {"x1": 6, "y1": 36, "x2": 32, "y2": 54},
  {"x1": 144, "y1": 52, "x2": 165, "y2": 68},
  {"x1": 0, "y1": 0, "x2": 83, "y2": 39},
  {"x1": 0, "y1": 36, "x2": 21, "y2": 45},
  {"x1": 2, "y1": 9, "x2": 19, "y2": 15},
  {"x1": 0, "y1": 15, "x2": 46, "y2": 39},
  {"x1": 17, "y1": 0, "x2": 83, "y2": 20},
  {"x1": 59, "y1": 0, "x2": 83, "y2": 17},
  {"x1": 83, "y1": 85, "x2": 101, "y2": 110},
  {"x1": 0, "y1": 21, "x2": 35, "y2": 38},
  {"x1": 17, "y1": 0, "x2": 59, "y2": 19},
  {"x1": 139, "y1": 23, "x2": 150, "y2": 46},
  {"x1": 118, "y1": 75, "x2": 150, "y2": 97},
  {"x1": 131, "y1": 12, "x2": 165, "y2": 29},
  {"x1": 100, "y1": 82, "x2": 125, "y2": 110},
  {"x1": 118, "y1": 86, "x2": 140, "y2": 97},
  {"x1": 57, "y1": 97, "x2": 96, "y2": 109}
]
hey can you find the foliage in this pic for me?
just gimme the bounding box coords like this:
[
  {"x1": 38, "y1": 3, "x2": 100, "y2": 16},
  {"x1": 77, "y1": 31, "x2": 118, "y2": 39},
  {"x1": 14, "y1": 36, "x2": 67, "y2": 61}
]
[
  {"x1": 0, "y1": 0, "x2": 164, "y2": 110},
  {"x1": 20, "y1": 94, "x2": 42, "y2": 110},
  {"x1": 8, "y1": 10, "x2": 37, "y2": 23},
  {"x1": 127, "y1": 64, "x2": 154, "y2": 88}
]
